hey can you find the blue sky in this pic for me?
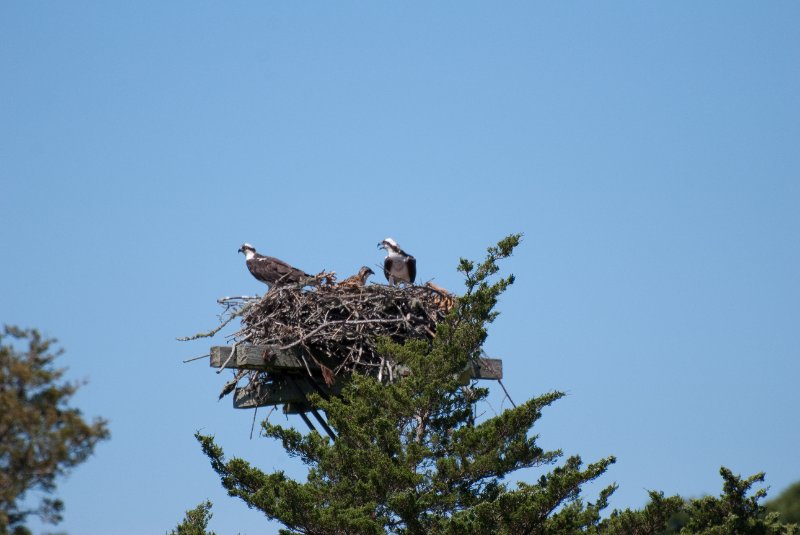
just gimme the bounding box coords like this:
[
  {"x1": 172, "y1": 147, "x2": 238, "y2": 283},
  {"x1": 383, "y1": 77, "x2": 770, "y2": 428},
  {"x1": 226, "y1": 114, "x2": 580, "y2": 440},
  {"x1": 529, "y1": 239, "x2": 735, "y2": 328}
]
[{"x1": 2, "y1": 2, "x2": 798, "y2": 533}]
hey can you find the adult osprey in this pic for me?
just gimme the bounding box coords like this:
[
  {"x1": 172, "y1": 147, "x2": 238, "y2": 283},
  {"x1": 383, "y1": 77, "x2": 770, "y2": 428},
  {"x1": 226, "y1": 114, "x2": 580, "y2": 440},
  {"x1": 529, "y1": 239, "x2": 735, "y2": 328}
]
[
  {"x1": 378, "y1": 238, "x2": 416, "y2": 286},
  {"x1": 238, "y1": 243, "x2": 310, "y2": 288},
  {"x1": 338, "y1": 266, "x2": 375, "y2": 288}
]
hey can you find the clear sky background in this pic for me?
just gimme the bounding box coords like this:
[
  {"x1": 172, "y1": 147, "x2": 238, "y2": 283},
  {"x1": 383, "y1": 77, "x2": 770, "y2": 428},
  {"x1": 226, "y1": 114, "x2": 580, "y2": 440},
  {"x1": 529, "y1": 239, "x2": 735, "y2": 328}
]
[{"x1": 2, "y1": 2, "x2": 798, "y2": 534}]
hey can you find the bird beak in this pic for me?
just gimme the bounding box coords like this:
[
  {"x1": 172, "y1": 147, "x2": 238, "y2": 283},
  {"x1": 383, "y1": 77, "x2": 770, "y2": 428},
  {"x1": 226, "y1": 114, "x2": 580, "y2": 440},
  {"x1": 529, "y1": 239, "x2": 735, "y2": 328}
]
[
  {"x1": 237, "y1": 247, "x2": 243, "y2": 254},
  {"x1": 367, "y1": 268, "x2": 375, "y2": 275},
  {"x1": 377, "y1": 242, "x2": 385, "y2": 249}
]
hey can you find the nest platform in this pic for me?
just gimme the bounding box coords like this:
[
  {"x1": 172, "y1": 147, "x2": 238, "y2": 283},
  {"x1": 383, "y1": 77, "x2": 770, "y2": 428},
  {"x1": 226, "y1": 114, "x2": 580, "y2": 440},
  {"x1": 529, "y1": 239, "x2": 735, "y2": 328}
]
[{"x1": 205, "y1": 279, "x2": 501, "y2": 414}]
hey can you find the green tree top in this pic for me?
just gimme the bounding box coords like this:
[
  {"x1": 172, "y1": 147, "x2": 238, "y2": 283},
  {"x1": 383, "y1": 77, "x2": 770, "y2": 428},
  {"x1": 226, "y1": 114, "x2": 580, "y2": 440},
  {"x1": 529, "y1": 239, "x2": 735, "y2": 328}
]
[
  {"x1": 198, "y1": 234, "x2": 616, "y2": 534},
  {"x1": 168, "y1": 501, "x2": 216, "y2": 535},
  {"x1": 679, "y1": 468, "x2": 796, "y2": 535},
  {"x1": 598, "y1": 468, "x2": 797, "y2": 534}
]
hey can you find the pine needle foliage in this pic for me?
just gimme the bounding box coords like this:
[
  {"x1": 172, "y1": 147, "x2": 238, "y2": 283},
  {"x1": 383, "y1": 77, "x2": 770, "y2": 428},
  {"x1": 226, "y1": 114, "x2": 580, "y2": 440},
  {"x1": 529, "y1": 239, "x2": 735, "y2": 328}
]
[
  {"x1": 679, "y1": 468, "x2": 796, "y2": 535},
  {"x1": 596, "y1": 468, "x2": 798, "y2": 535},
  {"x1": 0, "y1": 326, "x2": 109, "y2": 534},
  {"x1": 197, "y1": 235, "x2": 617, "y2": 534},
  {"x1": 768, "y1": 481, "x2": 800, "y2": 526},
  {"x1": 598, "y1": 491, "x2": 686, "y2": 535},
  {"x1": 168, "y1": 501, "x2": 216, "y2": 535}
]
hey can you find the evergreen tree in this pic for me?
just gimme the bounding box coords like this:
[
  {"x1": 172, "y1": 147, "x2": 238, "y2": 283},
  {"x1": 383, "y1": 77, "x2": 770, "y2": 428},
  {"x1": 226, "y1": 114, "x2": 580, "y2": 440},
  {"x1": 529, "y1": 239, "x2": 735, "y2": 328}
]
[
  {"x1": 168, "y1": 501, "x2": 216, "y2": 535},
  {"x1": 679, "y1": 468, "x2": 796, "y2": 535},
  {"x1": 0, "y1": 326, "x2": 110, "y2": 534},
  {"x1": 596, "y1": 469, "x2": 797, "y2": 535},
  {"x1": 597, "y1": 491, "x2": 685, "y2": 535},
  {"x1": 768, "y1": 481, "x2": 800, "y2": 526},
  {"x1": 197, "y1": 235, "x2": 617, "y2": 534}
]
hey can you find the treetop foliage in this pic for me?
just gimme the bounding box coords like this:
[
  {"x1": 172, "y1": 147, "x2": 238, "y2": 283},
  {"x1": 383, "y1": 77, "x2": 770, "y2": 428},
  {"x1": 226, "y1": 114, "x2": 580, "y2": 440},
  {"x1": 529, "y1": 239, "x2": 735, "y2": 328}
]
[
  {"x1": 168, "y1": 501, "x2": 217, "y2": 535},
  {"x1": 0, "y1": 325, "x2": 110, "y2": 534},
  {"x1": 677, "y1": 468, "x2": 796, "y2": 535},
  {"x1": 598, "y1": 468, "x2": 797, "y2": 535},
  {"x1": 197, "y1": 234, "x2": 618, "y2": 534}
]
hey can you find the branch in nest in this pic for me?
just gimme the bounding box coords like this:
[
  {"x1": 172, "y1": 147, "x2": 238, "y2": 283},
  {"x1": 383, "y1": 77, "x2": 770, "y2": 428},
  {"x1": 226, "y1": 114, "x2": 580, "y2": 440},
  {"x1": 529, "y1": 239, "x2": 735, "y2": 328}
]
[
  {"x1": 177, "y1": 301, "x2": 255, "y2": 341},
  {"x1": 278, "y1": 317, "x2": 407, "y2": 350}
]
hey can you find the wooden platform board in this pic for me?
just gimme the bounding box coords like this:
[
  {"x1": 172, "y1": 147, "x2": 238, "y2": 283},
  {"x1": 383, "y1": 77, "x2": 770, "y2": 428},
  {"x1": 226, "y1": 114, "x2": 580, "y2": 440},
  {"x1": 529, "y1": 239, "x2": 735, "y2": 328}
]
[{"x1": 210, "y1": 344, "x2": 502, "y2": 409}]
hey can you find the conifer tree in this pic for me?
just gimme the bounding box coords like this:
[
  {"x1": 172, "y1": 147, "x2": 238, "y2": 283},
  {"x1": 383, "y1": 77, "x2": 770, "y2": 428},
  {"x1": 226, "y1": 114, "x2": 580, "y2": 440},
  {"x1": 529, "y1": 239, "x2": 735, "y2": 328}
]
[
  {"x1": 679, "y1": 468, "x2": 796, "y2": 535},
  {"x1": 768, "y1": 481, "x2": 800, "y2": 526},
  {"x1": 0, "y1": 326, "x2": 110, "y2": 534},
  {"x1": 168, "y1": 501, "x2": 216, "y2": 535},
  {"x1": 596, "y1": 468, "x2": 797, "y2": 534},
  {"x1": 197, "y1": 235, "x2": 617, "y2": 534}
]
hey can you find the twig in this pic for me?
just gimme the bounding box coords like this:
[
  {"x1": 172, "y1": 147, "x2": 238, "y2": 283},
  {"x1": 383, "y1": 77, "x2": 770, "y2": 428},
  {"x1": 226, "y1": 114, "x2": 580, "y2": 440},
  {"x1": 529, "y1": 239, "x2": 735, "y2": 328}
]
[
  {"x1": 217, "y1": 342, "x2": 237, "y2": 373},
  {"x1": 299, "y1": 353, "x2": 313, "y2": 378},
  {"x1": 255, "y1": 406, "x2": 276, "y2": 438},
  {"x1": 497, "y1": 379, "x2": 516, "y2": 408},
  {"x1": 182, "y1": 353, "x2": 210, "y2": 363},
  {"x1": 217, "y1": 295, "x2": 261, "y2": 304},
  {"x1": 177, "y1": 301, "x2": 255, "y2": 341},
  {"x1": 249, "y1": 406, "x2": 259, "y2": 440},
  {"x1": 279, "y1": 317, "x2": 406, "y2": 350}
]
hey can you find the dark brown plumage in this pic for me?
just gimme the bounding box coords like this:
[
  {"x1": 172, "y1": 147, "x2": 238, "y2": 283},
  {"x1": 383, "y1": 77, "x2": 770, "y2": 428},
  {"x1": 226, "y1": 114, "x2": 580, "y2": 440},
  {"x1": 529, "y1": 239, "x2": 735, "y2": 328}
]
[{"x1": 238, "y1": 243, "x2": 309, "y2": 288}]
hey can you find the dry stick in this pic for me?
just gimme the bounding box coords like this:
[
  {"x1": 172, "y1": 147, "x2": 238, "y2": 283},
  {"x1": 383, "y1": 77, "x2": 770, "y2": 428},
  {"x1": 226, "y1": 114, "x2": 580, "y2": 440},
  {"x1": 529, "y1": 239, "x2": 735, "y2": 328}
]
[
  {"x1": 217, "y1": 342, "x2": 238, "y2": 373},
  {"x1": 254, "y1": 406, "x2": 276, "y2": 439},
  {"x1": 249, "y1": 405, "x2": 259, "y2": 440},
  {"x1": 497, "y1": 379, "x2": 516, "y2": 408},
  {"x1": 299, "y1": 346, "x2": 314, "y2": 378},
  {"x1": 279, "y1": 317, "x2": 406, "y2": 350},
  {"x1": 215, "y1": 333, "x2": 252, "y2": 374},
  {"x1": 330, "y1": 309, "x2": 354, "y2": 339},
  {"x1": 377, "y1": 355, "x2": 385, "y2": 382},
  {"x1": 177, "y1": 301, "x2": 255, "y2": 341},
  {"x1": 182, "y1": 353, "x2": 210, "y2": 363},
  {"x1": 216, "y1": 295, "x2": 261, "y2": 305},
  {"x1": 300, "y1": 342, "x2": 328, "y2": 379}
]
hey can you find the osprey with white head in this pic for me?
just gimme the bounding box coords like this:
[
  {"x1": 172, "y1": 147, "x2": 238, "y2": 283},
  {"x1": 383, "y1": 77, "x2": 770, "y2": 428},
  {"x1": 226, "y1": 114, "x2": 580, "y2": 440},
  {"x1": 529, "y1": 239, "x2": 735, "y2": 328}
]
[
  {"x1": 378, "y1": 237, "x2": 416, "y2": 286},
  {"x1": 238, "y1": 243, "x2": 310, "y2": 288}
]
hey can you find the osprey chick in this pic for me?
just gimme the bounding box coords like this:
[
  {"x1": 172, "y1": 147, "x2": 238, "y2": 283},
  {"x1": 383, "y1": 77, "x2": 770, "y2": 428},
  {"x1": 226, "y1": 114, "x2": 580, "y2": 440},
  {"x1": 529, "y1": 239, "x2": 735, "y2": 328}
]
[
  {"x1": 378, "y1": 238, "x2": 416, "y2": 286},
  {"x1": 338, "y1": 266, "x2": 375, "y2": 288},
  {"x1": 238, "y1": 243, "x2": 310, "y2": 288}
]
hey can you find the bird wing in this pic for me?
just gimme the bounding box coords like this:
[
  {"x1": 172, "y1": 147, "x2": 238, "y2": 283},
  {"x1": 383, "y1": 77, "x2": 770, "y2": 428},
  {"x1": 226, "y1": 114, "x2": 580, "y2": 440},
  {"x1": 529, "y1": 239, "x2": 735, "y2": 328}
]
[
  {"x1": 250, "y1": 254, "x2": 308, "y2": 284},
  {"x1": 383, "y1": 256, "x2": 393, "y2": 283},
  {"x1": 406, "y1": 255, "x2": 417, "y2": 284},
  {"x1": 339, "y1": 274, "x2": 358, "y2": 287}
]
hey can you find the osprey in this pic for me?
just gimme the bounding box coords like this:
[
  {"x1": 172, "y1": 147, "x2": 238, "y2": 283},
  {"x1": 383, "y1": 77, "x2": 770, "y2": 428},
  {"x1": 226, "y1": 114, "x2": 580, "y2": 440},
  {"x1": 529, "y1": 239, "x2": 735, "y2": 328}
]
[
  {"x1": 238, "y1": 243, "x2": 310, "y2": 288},
  {"x1": 378, "y1": 238, "x2": 416, "y2": 286},
  {"x1": 338, "y1": 266, "x2": 375, "y2": 288}
]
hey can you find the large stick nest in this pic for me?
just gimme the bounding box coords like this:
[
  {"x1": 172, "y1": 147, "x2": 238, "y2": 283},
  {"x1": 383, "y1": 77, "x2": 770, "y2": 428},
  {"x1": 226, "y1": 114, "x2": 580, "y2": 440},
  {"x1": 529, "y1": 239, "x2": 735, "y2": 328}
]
[{"x1": 231, "y1": 276, "x2": 456, "y2": 378}]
